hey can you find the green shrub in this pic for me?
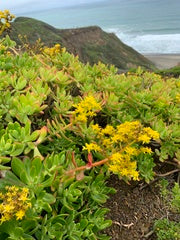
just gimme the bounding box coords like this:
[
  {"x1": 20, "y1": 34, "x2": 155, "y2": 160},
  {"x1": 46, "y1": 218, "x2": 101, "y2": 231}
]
[
  {"x1": 159, "y1": 179, "x2": 180, "y2": 213},
  {"x1": 156, "y1": 65, "x2": 180, "y2": 78},
  {"x1": 154, "y1": 218, "x2": 180, "y2": 240}
]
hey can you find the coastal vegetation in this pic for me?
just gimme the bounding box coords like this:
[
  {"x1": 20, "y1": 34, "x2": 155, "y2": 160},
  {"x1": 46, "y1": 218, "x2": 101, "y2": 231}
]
[
  {"x1": 0, "y1": 11, "x2": 179, "y2": 239},
  {"x1": 156, "y1": 65, "x2": 180, "y2": 78}
]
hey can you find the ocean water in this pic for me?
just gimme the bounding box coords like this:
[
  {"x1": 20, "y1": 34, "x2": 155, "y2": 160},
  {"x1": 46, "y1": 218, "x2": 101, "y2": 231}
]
[{"x1": 17, "y1": 0, "x2": 180, "y2": 54}]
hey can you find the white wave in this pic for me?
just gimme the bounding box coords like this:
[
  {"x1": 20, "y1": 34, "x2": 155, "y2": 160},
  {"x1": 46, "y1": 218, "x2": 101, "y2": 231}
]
[{"x1": 105, "y1": 28, "x2": 180, "y2": 54}]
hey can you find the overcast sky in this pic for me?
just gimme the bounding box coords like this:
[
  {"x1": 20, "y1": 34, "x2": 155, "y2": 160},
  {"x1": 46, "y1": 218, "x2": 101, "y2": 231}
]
[{"x1": 0, "y1": 0, "x2": 104, "y2": 13}]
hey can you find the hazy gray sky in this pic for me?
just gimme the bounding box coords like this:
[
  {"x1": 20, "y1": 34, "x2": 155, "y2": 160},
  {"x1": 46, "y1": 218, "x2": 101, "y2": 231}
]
[{"x1": 0, "y1": 0, "x2": 104, "y2": 13}]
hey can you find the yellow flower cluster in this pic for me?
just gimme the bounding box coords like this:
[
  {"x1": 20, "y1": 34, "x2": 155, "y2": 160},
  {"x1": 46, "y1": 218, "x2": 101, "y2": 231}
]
[
  {"x1": 138, "y1": 127, "x2": 160, "y2": 143},
  {"x1": 83, "y1": 121, "x2": 159, "y2": 180},
  {"x1": 109, "y1": 152, "x2": 139, "y2": 180},
  {"x1": 92, "y1": 121, "x2": 140, "y2": 146},
  {"x1": 140, "y1": 147, "x2": 152, "y2": 154},
  {"x1": 0, "y1": 10, "x2": 15, "y2": 35},
  {"x1": 43, "y1": 44, "x2": 64, "y2": 56},
  {"x1": 73, "y1": 95, "x2": 102, "y2": 123},
  {"x1": 0, "y1": 186, "x2": 31, "y2": 224},
  {"x1": 92, "y1": 121, "x2": 159, "y2": 148},
  {"x1": 83, "y1": 142, "x2": 101, "y2": 153}
]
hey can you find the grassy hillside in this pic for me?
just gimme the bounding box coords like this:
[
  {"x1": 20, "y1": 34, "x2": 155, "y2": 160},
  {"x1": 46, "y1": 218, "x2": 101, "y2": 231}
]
[{"x1": 8, "y1": 17, "x2": 154, "y2": 70}]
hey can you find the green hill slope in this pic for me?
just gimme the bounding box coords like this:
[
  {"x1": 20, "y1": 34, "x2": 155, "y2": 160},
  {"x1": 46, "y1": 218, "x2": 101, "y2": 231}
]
[{"x1": 8, "y1": 17, "x2": 154, "y2": 70}]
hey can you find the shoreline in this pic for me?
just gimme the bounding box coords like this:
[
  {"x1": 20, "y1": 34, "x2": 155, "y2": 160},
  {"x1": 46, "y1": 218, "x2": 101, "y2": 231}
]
[{"x1": 143, "y1": 53, "x2": 180, "y2": 69}]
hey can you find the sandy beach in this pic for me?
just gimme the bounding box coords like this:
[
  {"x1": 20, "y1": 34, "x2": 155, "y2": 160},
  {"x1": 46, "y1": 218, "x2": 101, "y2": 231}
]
[{"x1": 144, "y1": 54, "x2": 180, "y2": 69}]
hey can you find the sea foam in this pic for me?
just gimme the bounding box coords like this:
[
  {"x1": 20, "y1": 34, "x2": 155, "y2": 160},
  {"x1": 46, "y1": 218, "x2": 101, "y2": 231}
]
[{"x1": 105, "y1": 28, "x2": 180, "y2": 54}]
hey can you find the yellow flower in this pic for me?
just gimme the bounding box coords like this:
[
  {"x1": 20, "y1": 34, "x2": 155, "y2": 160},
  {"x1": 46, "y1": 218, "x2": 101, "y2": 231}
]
[
  {"x1": 143, "y1": 127, "x2": 160, "y2": 140},
  {"x1": 92, "y1": 124, "x2": 101, "y2": 133},
  {"x1": 0, "y1": 186, "x2": 31, "y2": 224},
  {"x1": 26, "y1": 202, "x2": 32, "y2": 208},
  {"x1": 140, "y1": 147, "x2": 152, "y2": 154},
  {"x1": 7, "y1": 197, "x2": 13, "y2": 202},
  {"x1": 73, "y1": 95, "x2": 102, "y2": 123},
  {"x1": 0, "y1": 215, "x2": 8, "y2": 224},
  {"x1": 131, "y1": 171, "x2": 139, "y2": 181},
  {"x1": 108, "y1": 152, "x2": 139, "y2": 180},
  {"x1": 0, "y1": 10, "x2": 15, "y2": 35},
  {"x1": 22, "y1": 188, "x2": 29, "y2": 194},
  {"x1": 6, "y1": 186, "x2": 18, "y2": 192},
  {"x1": 116, "y1": 121, "x2": 141, "y2": 142},
  {"x1": 125, "y1": 146, "x2": 139, "y2": 156},
  {"x1": 111, "y1": 134, "x2": 124, "y2": 143},
  {"x1": 19, "y1": 193, "x2": 28, "y2": 202},
  {"x1": 138, "y1": 134, "x2": 151, "y2": 144},
  {"x1": 101, "y1": 125, "x2": 115, "y2": 135},
  {"x1": 15, "y1": 210, "x2": 25, "y2": 220},
  {"x1": 55, "y1": 43, "x2": 60, "y2": 49},
  {"x1": 75, "y1": 113, "x2": 87, "y2": 123},
  {"x1": 4, "y1": 213, "x2": 11, "y2": 221},
  {"x1": 3, "y1": 204, "x2": 14, "y2": 213},
  {"x1": 83, "y1": 143, "x2": 101, "y2": 153},
  {"x1": 102, "y1": 138, "x2": 112, "y2": 147},
  {"x1": 42, "y1": 44, "x2": 61, "y2": 56}
]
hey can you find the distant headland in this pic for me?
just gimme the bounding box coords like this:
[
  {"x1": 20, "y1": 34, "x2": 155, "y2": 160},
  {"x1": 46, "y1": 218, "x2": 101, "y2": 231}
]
[{"x1": 6, "y1": 17, "x2": 155, "y2": 70}]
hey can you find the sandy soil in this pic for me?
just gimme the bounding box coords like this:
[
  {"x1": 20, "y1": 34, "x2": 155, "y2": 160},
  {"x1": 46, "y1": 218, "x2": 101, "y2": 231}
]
[{"x1": 144, "y1": 54, "x2": 180, "y2": 69}]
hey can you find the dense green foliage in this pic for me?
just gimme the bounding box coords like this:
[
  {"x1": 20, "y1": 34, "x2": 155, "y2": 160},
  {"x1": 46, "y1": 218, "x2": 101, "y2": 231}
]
[
  {"x1": 154, "y1": 219, "x2": 180, "y2": 240},
  {"x1": 0, "y1": 31, "x2": 179, "y2": 239}
]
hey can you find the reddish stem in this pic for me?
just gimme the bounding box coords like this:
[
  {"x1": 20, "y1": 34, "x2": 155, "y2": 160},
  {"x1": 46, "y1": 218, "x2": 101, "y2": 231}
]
[
  {"x1": 71, "y1": 151, "x2": 77, "y2": 168},
  {"x1": 66, "y1": 157, "x2": 109, "y2": 175}
]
